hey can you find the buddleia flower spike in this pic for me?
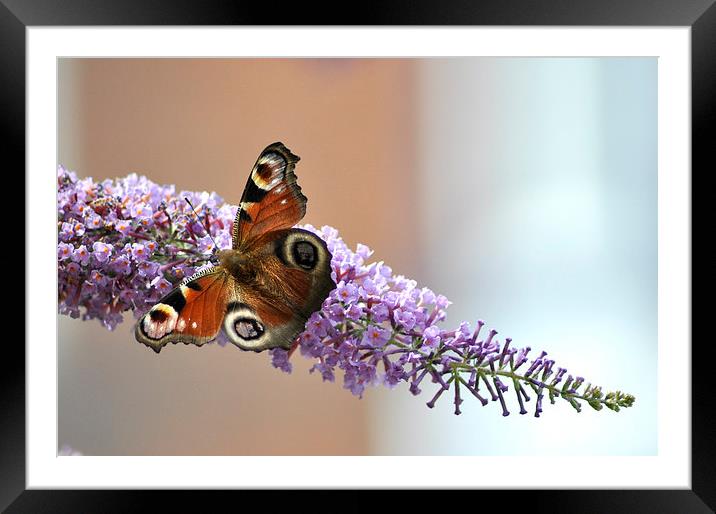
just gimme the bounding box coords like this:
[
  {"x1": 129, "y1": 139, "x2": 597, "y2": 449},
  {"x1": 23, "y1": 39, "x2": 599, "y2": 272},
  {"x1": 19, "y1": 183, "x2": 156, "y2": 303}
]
[{"x1": 57, "y1": 165, "x2": 635, "y2": 417}]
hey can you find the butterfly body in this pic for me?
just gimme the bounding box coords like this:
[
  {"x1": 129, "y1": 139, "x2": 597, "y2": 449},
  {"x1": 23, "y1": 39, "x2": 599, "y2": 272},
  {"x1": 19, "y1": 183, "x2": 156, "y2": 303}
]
[{"x1": 135, "y1": 143, "x2": 335, "y2": 353}]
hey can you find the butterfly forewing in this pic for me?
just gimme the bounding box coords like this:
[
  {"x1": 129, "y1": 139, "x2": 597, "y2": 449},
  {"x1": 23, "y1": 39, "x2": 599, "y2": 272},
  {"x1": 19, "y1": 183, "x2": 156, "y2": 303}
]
[
  {"x1": 135, "y1": 269, "x2": 234, "y2": 352},
  {"x1": 232, "y1": 142, "x2": 307, "y2": 250}
]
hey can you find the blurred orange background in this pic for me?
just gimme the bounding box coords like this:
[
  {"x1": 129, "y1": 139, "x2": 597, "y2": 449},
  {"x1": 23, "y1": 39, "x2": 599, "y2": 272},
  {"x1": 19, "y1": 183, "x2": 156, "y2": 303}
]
[{"x1": 59, "y1": 58, "x2": 420, "y2": 455}]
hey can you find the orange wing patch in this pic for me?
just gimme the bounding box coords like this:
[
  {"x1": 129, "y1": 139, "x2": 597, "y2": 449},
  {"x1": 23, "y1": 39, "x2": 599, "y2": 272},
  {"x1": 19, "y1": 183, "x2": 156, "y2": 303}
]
[{"x1": 135, "y1": 269, "x2": 233, "y2": 353}]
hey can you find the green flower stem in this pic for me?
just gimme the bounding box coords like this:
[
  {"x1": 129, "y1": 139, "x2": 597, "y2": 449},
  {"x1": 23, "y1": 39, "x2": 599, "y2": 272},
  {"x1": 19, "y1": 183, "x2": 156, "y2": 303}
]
[
  {"x1": 482, "y1": 367, "x2": 633, "y2": 414},
  {"x1": 339, "y1": 316, "x2": 635, "y2": 415}
]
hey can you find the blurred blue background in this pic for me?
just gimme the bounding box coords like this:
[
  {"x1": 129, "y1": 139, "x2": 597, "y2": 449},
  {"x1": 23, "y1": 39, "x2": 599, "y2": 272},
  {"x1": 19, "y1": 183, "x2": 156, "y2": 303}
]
[{"x1": 370, "y1": 58, "x2": 656, "y2": 455}]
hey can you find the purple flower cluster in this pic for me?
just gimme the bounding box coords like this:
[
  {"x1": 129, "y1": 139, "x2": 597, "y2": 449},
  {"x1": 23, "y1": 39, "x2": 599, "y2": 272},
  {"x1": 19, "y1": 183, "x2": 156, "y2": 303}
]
[
  {"x1": 272, "y1": 225, "x2": 635, "y2": 416},
  {"x1": 57, "y1": 168, "x2": 635, "y2": 416},
  {"x1": 57, "y1": 165, "x2": 233, "y2": 330}
]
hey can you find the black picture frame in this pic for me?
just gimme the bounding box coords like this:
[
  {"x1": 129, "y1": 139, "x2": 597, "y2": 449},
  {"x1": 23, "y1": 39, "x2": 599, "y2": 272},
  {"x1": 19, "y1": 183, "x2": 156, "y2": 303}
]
[{"x1": 5, "y1": 1, "x2": 711, "y2": 511}]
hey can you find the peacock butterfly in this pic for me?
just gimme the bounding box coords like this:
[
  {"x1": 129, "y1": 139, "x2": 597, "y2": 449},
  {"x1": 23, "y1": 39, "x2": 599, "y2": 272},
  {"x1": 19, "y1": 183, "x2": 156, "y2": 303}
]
[{"x1": 135, "y1": 142, "x2": 335, "y2": 353}]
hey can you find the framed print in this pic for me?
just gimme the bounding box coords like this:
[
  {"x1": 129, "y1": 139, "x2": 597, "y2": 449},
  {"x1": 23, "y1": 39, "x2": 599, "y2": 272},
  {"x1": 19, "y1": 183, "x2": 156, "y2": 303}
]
[{"x1": 6, "y1": 0, "x2": 712, "y2": 511}]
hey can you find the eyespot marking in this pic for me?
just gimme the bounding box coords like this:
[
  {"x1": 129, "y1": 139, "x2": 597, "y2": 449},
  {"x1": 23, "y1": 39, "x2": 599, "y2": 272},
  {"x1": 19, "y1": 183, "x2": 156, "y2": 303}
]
[
  {"x1": 150, "y1": 309, "x2": 169, "y2": 322},
  {"x1": 142, "y1": 305, "x2": 178, "y2": 340},
  {"x1": 256, "y1": 161, "x2": 276, "y2": 181},
  {"x1": 223, "y1": 304, "x2": 269, "y2": 350},
  {"x1": 292, "y1": 241, "x2": 317, "y2": 270},
  {"x1": 234, "y1": 318, "x2": 265, "y2": 340}
]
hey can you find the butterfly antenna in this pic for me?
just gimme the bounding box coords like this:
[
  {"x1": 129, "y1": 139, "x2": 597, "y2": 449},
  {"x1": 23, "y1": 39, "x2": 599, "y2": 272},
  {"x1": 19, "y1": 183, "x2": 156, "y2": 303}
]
[{"x1": 184, "y1": 197, "x2": 220, "y2": 257}]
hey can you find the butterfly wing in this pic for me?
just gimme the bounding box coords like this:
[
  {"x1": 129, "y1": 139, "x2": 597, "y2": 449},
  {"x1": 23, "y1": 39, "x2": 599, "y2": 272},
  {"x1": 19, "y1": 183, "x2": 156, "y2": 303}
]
[
  {"x1": 232, "y1": 142, "x2": 307, "y2": 250},
  {"x1": 222, "y1": 228, "x2": 335, "y2": 352},
  {"x1": 135, "y1": 268, "x2": 235, "y2": 353},
  {"x1": 136, "y1": 142, "x2": 335, "y2": 354}
]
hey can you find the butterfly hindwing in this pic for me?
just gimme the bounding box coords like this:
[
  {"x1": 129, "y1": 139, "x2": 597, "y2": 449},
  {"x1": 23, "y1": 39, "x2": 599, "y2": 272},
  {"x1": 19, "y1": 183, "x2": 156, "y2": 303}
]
[
  {"x1": 135, "y1": 269, "x2": 234, "y2": 353},
  {"x1": 232, "y1": 142, "x2": 307, "y2": 250},
  {"x1": 221, "y1": 229, "x2": 335, "y2": 351}
]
